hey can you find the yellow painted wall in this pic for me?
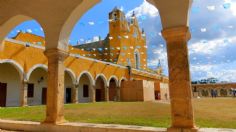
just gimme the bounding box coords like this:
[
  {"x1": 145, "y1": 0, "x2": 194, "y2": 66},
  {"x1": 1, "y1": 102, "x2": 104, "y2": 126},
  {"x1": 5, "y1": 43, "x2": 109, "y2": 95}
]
[
  {"x1": 109, "y1": 9, "x2": 147, "y2": 69},
  {"x1": 0, "y1": 38, "x2": 162, "y2": 84}
]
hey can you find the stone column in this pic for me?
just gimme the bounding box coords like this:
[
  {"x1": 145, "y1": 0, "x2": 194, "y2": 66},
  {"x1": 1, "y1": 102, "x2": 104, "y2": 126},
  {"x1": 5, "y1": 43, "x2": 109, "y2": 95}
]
[
  {"x1": 208, "y1": 89, "x2": 212, "y2": 97},
  {"x1": 43, "y1": 49, "x2": 68, "y2": 124},
  {"x1": 227, "y1": 89, "x2": 231, "y2": 97},
  {"x1": 198, "y1": 89, "x2": 202, "y2": 97},
  {"x1": 90, "y1": 85, "x2": 96, "y2": 103},
  {"x1": 116, "y1": 87, "x2": 121, "y2": 101},
  {"x1": 217, "y1": 89, "x2": 221, "y2": 97},
  {"x1": 20, "y1": 80, "x2": 28, "y2": 107},
  {"x1": 72, "y1": 84, "x2": 79, "y2": 104},
  {"x1": 105, "y1": 86, "x2": 109, "y2": 102},
  {"x1": 162, "y1": 26, "x2": 197, "y2": 131}
]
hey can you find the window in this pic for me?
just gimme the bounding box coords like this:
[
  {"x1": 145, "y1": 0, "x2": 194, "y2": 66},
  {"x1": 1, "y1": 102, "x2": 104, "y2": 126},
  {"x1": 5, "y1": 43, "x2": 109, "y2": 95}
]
[
  {"x1": 83, "y1": 85, "x2": 89, "y2": 97},
  {"x1": 134, "y1": 50, "x2": 140, "y2": 69},
  {"x1": 27, "y1": 83, "x2": 34, "y2": 98},
  {"x1": 112, "y1": 13, "x2": 118, "y2": 21}
]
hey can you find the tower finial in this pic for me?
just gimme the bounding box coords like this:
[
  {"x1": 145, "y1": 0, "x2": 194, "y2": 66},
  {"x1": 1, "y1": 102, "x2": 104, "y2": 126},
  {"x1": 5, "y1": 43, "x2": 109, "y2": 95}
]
[
  {"x1": 142, "y1": 28, "x2": 145, "y2": 34},
  {"x1": 157, "y1": 59, "x2": 161, "y2": 68},
  {"x1": 156, "y1": 59, "x2": 163, "y2": 74},
  {"x1": 132, "y1": 11, "x2": 135, "y2": 17},
  {"x1": 113, "y1": 6, "x2": 118, "y2": 11}
]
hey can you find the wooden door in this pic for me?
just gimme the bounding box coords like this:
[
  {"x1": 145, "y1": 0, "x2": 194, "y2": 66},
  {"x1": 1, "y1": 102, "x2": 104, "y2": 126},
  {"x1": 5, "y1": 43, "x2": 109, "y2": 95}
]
[
  {"x1": 66, "y1": 88, "x2": 72, "y2": 103},
  {"x1": 42, "y1": 88, "x2": 47, "y2": 105},
  {"x1": 0, "y1": 83, "x2": 7, "y2": 107},
  {"x1": 96, "y1": 89, "x2": 101, "y2": 102}
]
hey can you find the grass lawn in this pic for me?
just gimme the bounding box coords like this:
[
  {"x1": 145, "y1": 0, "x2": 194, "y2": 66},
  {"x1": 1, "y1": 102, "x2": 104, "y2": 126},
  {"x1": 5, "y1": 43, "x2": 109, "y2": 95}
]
[{"x1": 0, "y1": 98, "x2": 236, "y2": 128}]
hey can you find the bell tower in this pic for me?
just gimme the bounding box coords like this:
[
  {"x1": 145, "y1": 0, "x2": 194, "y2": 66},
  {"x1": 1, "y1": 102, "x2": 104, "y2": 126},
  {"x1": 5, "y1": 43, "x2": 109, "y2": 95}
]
[{"x1": 108, "y1": 7, "x2": 128, "y2": 63}]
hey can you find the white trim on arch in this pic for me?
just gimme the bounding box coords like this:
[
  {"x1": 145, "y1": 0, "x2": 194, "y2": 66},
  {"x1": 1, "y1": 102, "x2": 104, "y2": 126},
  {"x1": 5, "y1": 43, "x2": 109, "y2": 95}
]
[
  {"x1": 0, "y1": 59, "x2": 24, "y2": 78},
  {"x1": 77, "y1": 70, "x2": 95, "y2": 86},
  {"x1": 118, "y1": 77, "x2": 128, "y2": 87},
  {"x1": 26, "y1": 64, "x2": 48, "y2": 81},
  {"x1": 95, "y1": 73, "x2": 108, "y2": 87},
  {"x1": 65, "y1": 68, "x2": 77, "y2": 84},
  {"x1": 107, "y1": 75, "x2": 119, "y2": 87}
]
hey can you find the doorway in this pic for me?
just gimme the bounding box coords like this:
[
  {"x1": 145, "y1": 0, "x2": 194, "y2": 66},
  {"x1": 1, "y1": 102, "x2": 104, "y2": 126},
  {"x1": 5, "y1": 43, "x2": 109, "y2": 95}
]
[
  {"x1": 66, "y1": 88, "x2": 72, "y2": 103},
  {"x1": 42, "y1": 88, "x2": 47, "y2": 105},
  {"x1": 0, "y1": 83, "x2": 7, "y2": 107},
  {"x1": 96, "y1": 89, "x2": 102, "y2": 102}
]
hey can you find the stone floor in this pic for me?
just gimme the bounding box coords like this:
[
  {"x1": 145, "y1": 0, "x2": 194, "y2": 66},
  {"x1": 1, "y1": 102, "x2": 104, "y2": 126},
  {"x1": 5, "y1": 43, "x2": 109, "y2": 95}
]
[
  {"x1": 0, "y1": 129, "x2": 18, "y2": 132},
  {"x1": 0, "y1": 119, "x2": 236, "y2": 132},
  {"x1": 1, "y1": 128, "x2": 236, "y2": 132},
  {"x1": 200, "y1": 128, "x2": 236, "y2": 132}
]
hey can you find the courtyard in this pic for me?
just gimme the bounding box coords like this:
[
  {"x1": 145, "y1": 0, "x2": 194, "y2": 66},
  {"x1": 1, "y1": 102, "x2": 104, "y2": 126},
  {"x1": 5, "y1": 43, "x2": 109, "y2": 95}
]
[{"x1": 0, "y1": 98, "x2": 235, "y2": 129}]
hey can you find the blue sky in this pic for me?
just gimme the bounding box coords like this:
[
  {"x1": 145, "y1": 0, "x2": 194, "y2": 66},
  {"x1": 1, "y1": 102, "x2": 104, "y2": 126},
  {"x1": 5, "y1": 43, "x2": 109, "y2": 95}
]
[{"x1": 6, "y1": 0, "x2": 236, "y2": 82}]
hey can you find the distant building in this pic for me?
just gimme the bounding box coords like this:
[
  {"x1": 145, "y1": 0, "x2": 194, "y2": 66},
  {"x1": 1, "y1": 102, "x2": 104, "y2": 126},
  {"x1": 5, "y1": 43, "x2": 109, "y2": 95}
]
[
  {"x1": 0, "y1": 7, "x2": 169, "y2": 107},
  {"x1": 74, "y1": 7, "x2": 147, "y2": 70}
]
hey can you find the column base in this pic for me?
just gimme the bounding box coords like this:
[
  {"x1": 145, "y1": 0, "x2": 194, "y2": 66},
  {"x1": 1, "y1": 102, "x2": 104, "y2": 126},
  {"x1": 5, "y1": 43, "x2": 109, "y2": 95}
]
[
  {"x1": 20, "y1": 104, "x2": 28, "y2": 107},
  {"x1": 41, "y1": 117, "x2": 67, "y2": 125},
  {"x1": 167, "y1": 127, "x2": 198, "y2": 132}
]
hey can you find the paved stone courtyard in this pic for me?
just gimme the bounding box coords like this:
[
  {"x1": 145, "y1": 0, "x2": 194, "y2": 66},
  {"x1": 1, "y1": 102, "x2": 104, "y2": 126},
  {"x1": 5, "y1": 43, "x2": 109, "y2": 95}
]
[
  {"x1": 1, "y1": 128, "x2": 236, "y2": 132},
  {"x1": 0, "y1": 119, "x2": 236, "y2": 132},
  {"x1": 0, "y1": 129, "x2": 18, "y2": 132}
]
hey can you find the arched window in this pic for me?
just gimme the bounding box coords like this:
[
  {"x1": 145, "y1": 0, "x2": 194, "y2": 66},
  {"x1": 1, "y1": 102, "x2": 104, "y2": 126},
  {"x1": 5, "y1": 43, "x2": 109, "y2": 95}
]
[{"x1": 134, "y1": 49, "x2": 140, "y2": 69}]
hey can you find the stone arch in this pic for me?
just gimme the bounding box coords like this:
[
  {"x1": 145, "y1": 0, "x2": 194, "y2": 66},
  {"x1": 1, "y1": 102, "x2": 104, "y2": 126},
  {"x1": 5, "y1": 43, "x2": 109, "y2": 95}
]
[
  {"x1": 58, "y1": 0, "x2": 100, "y2": 51},
  {"x1": 107, "y1": 75, "x2": 119, "y2": 87},
  {"x1": 107, "y1": 75, "x2": 119, "y2": 101},
  {"x1": 0, "y1": 59, "x2": 24, "y2": 79},
  {"x1": 27, "y1": 65, "x2": 48, "y2": 106},
  {"x1": 26, "y1": 64, "x2": 48, "y2": 81},
  {"x1": 95, "y1": 74, "x2": 108, "y2": 87},
  {"x1": 220, "y1": 89, "x2": 227, "y2": 97},
  {"x1": 65, "y1": 68, "x2": 76, "y2": 85},
  {"x1": 64, "y1": 69, "x2": 77, "y2": 104},
  {"x1": 77, "y1": 71, "x2": 95, "y2": 103},
  {"x1": 134, "y1": 49, "x2": 141, "y2": 69},
  {"x1": 146, "y1": 0, "x2": 192, "y2": 29},
  {"x1": 119, "y1": 77, "x2": 128, "y2": 87},
  {"x1": 94, "y1": 74, "x2": 108, "y2": 102},
  {"x1": 119, "y1": 77, "x2": 128, "y2": 101},
  {"x1": 77, "y1": 71, "x2": 95, "y2": 86},
  {"x1": 0, "y1": 60, "x2": 23, "y2": 107},
  {"x1": 0, "y1": 15, "x2": 32, "y2": 46}
]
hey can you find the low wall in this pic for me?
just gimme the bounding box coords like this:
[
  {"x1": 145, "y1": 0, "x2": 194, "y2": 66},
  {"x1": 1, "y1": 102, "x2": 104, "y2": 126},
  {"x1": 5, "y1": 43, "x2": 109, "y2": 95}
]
[
  {"x1": 160, "y1": 83, "x2": 169, "y2": 100},
  {"x1": 121, "y1": 80, "x2": 155, "y2": 102},
  {"x1": 143, "y1": 80, "x2": 155, "y2": 101},
  {"x1": 0, "y1": 119, "x2": 165, "y2": 132}
]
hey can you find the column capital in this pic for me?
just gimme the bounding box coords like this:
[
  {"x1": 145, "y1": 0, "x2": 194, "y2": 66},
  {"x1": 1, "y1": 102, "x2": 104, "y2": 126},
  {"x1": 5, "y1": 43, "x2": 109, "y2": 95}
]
[
  {"x1": 44, "y1": 49, "x2": 69, "y2": 61},
  {"x1": 161, "y1": 26, "x2": 191, "y2": 42},
  {"x1": 23, "y1": 79, "x2": 28, "y2": 84},
  {"x1": 74, "y1": 83, "x2": 79, "y2": 88}
]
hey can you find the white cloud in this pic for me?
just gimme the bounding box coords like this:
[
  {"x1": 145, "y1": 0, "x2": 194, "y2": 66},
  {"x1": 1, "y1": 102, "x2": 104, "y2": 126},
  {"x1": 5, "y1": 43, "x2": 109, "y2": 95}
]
[
  {"x1": 88, "y1": 22, "x2": 95, "y2": 26},
  {"x1": 126, "y1": 0, "x2": 159, "y2": 18},
  {"x1": 188, "y1": 37, "x2": 236, "y2": 55},
  {"x1": 206, "y1": 5, "x2": 215, "y2": 11},
  {"x1": 230, "y1": 2, "x2": 236, "y2": 16},
  {"x1": 190, "y1": 62, "x2": 236, "y2": 82},
  {"x1": 200, "y1": 28, "x2": 207, "y2": 32},
  {"x1": 120, "y1": 6, "x2": 124, "y2": 11},
  {"x1": 222, "y1": 0, "x2": 236, "y2": 16},
  {"x1": 27, "y1": 29, "x2": 32, "y2": 33},
  {"x1": 148, "y1": 48, "x2": 167, "y2": 69}
]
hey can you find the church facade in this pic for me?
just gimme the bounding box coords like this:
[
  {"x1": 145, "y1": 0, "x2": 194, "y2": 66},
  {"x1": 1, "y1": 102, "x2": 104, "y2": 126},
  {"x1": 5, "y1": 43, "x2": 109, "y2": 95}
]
[{"x1": 0, "y1": 8, "x2": 169, "y2": 107}]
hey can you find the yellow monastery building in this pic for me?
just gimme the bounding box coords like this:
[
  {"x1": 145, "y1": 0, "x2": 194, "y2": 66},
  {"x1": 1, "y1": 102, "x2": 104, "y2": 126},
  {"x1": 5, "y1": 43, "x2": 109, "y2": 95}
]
[{"x1": 0, "y1": 8, "x2": 168, "y2": 107}]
